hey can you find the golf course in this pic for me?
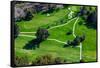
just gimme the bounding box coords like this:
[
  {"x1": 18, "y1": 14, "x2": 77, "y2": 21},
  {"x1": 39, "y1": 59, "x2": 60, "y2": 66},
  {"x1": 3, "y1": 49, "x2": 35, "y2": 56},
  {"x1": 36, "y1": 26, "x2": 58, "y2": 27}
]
[{"x1": 14, "y1": 3, "x2": 97, "y2": 66}]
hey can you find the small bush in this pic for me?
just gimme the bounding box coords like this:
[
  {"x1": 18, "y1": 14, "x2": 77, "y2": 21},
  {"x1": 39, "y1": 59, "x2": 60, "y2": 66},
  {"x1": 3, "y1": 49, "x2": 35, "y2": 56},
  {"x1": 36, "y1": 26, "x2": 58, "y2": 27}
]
[
  {"x1": 64, "y1": 40, "x2": 72, "y2": 47},
  {"x1": 15, "y1": 56, "x2": 29, "y2": 66},
  {"x1": 54, "y1": 57, "x2": 66, "y2": 64},
  {"x1": 66, "y1": 30, "x2": 72, "y2": 35},
  {"x1": 32, "y1": 54, "x2": 54, "y2": 65},
  {"x1": 23, "y1": 9, "x2": 33, "y2": 21},
  {"x1": 64, "y1": 35, "x2": 85, "y2": 47},
  {"x1": 78, "y1": 21, "x2": 83, "y2": 25},
  {"x1": 32, "y1": 54, "x2": 66, "y2": 65}
]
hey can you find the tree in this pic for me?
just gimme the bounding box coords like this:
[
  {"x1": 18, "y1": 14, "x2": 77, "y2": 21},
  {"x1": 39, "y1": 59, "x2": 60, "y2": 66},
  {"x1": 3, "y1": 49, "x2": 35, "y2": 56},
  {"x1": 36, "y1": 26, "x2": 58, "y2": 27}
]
[
  {"x1": 80, "y1": 35, "x2": 85, "y2": 42},
  {"x1": 71, "y1": 36, "x2": 81, "y2": 47},
  {"x1": 14, "y1": 24, "x2": 19, "y2": 38},
  {"x1": 35, "y1": 28, "x2": 50, "y2": 41},
  {"x1": 63, "y1": 40, "x2": 72, "y2": 47},
  {"x1": 78, "y1": 6, "x2": 97, "y2": 29},
  {"x1": 66, "y1": 30, "x2": 72, "y2": 35},
  {"x1": 79, "y1": 6, "x2": 88, "y2": 16},
  {"x1": 24, "y1": 8, "x2": 33, "y2": 21},
  {"x1": 67, "y1": 40, "x2": 72, "y2": 45},
  {"x1": 23, "y1": 28, "x2": 50, "y2": 50},
  {"x1": 86, "y1": 11, "x2": 97, "y2": 29},
  {"x1": 64, "y1": 35, "x2": 85, "y2": 47}
]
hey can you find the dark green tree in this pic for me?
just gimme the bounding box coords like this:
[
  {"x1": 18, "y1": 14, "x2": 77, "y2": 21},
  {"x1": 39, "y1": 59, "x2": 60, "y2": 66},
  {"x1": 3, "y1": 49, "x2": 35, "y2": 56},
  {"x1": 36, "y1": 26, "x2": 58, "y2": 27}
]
[
  {"x1": 63, "y1": 40, "x2": 72, "y2": 47},
  {"x1": 24, "y1": 8, "x2": 33, "y2": 21},
  {"x1": 64, "y1": 35, "x2": 85, "y2": 47},
  {"x1": 79, "y1": 6, "x2": 97, "y2": 29},
  {"x1": 86, "y1": 11, "x2": 97, "y2": 29},
  {"x1": 71, "y1": 36, "x2": 81, "y2": 47},
  {"x1": 35, "y1": 28, "x2": 50, "y2": 41},
  {"x1": 23, "y1": 28, "x2": 49, "y2": 50},
  {"x1": 80, "y1": 35, "x2": 85, "y2": 42}
]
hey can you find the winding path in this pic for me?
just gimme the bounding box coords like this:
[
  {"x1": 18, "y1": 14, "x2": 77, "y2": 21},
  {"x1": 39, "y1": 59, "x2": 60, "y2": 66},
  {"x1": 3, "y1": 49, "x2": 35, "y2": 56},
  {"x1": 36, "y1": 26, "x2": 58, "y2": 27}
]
[
  {"x1": 47, "y1": 39, "x2": 66, "y2": 44},
  {"x1": 19, "y1": 34, "x2": 36, "y2": 38},
  {"x1": 19, "y1": 16, "x2": 82, "y2": 60},
  {"x1": 19, "y1": 34, "x2": 66, "y2": 44},
  {"x1": 48, "y1": 17, "x2": 77, "y2": 30},
  {"x1": 20, "y1": 17, "x2": 77, "y2": 34},
  {"x1": 72, "y1": 17, "x2": 79, "y2": 37},
  {"x1": 19, "y1": 17, "x2": 79, "y2": 44},
  {"x1": 71, "y1": 17, "x2": 82, "y2": 60},
  {"x1": 19, "y1": 17, "x2": 78, "y2": 44}
]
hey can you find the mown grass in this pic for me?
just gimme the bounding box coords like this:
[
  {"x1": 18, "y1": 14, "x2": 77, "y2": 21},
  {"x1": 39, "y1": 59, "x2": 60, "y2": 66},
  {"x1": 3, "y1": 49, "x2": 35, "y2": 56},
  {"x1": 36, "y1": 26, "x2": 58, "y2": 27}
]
[
  {"x1": 48, "y1": 17, "x2": 78, "y2": 42},
  {"x1": 75, "y1": 18, "x2": 97, "y2": 62},
  {"x1": 15, "y1": 18, "x2": 81, "y2": 63},
  {"x1": 15, "y1": 36, "x2": 80, "y2": 63},
  {"x1": 15, "y1": 6, "x2": 97, "y2": 65},
  {"x1": 17, "y1": 8, "x2": 69, "y2": 32}
]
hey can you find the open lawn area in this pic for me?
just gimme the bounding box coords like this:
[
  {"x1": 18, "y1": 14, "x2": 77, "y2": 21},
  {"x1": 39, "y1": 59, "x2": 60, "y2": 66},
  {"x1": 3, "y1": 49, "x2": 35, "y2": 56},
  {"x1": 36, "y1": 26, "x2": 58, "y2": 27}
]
[{"x1": 14, "y1": 5, "x2": 97, "y2": 66}]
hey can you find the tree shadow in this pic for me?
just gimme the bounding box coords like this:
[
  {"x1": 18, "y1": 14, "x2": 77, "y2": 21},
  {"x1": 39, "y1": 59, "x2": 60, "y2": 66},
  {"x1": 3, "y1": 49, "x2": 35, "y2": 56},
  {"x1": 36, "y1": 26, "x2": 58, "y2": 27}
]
[{"x1": 23, "y1": 38, "x2": 43, "y2": 50}]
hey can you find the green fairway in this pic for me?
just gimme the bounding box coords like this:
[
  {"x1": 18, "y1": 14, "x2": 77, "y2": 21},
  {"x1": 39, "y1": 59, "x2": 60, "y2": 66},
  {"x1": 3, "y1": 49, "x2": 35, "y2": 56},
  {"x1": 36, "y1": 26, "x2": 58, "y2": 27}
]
[
  {"x1": 17, "y1": 8, "x2": 69, "y2": 32},
  {"x1": 75, "y1": 20, "x2": 97, "y2": 62},
  {"x1": 15, "y1": 5, "x2": 97, "y2": 66},
  {"x1": 15, "y1": 18, "x2": 80, "y2": 63}
]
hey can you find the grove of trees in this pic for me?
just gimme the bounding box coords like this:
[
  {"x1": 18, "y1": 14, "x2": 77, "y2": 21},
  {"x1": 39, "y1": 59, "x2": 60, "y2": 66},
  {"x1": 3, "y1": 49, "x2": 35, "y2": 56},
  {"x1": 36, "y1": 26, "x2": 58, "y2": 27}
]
[
  {"x1": 79, "y1": 6, "x2": 97, "y2": 29},
  {"x1": 64, "y1": 35, "x2": 85, "y2": 47},
  {"x1": 23, "y1": 8, "x2": 33, "y2": 21}
]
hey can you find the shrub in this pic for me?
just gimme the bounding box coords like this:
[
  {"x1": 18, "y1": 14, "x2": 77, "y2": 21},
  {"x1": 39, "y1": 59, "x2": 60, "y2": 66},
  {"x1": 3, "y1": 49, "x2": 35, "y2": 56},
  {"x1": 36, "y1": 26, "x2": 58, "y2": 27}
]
[
  {"x1": 80, "y1": 35, "x2": 85, "y2": 42},
  {"x1": 66, "y1": 30, "x2": 72, "y2": 35},
  {"x1": 64, "y1": 35, "x2": 85, "y2": 47},
  {"x1": 64, "y1": 40, "x2": 72, "y2": 47},
  {"x1": 86, "y1": 11, "x2": 97, "y2": 29},
  {"x1": 78, "y1": 21, "x2": 83, "y2": 25},
  {"x1": 79, "y1": 6, "x2": 97, "y2": 29},
  {"x1": 72, "y1": 36, "x2": 81, "y2": 45},
  {"x1": 23, "y1": 8, "x2": 33, "y2": 21},
  {"x1": 32, "y1": 54, "x2": 66, "y2": 65},
  {"x1": 32, "y1": 54, "x2": 54, "y2": 65},
  {"x1": 15, "y1": 56, "x2": 29, "y2": 66},
  {"x1": 54, "y1": 57, "x2": 66, "y2": 64},
  {"x1": 67, "y1": 40, "x2": 72, "y2": 45}
]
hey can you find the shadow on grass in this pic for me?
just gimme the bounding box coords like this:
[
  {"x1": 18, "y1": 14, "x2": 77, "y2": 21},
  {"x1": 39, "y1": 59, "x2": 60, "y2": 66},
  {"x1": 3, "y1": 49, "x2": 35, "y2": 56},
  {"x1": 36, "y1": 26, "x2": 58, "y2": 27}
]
[{"x1": 23, "y1": 38, "x2": 43, "y2": 50}]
